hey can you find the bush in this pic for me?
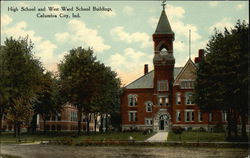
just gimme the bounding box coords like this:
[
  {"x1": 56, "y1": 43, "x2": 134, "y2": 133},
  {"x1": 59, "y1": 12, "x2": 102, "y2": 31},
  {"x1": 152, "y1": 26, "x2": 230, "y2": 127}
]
[
  {"x1": 142, "y1": 129, "x2": 152, "y2": 135},
  {"x1": 213, "y1": 124, "x2": 225, "y2": 133},
  {"x1": 172, "y1": 126, "x2": 185, "y2": 134}
]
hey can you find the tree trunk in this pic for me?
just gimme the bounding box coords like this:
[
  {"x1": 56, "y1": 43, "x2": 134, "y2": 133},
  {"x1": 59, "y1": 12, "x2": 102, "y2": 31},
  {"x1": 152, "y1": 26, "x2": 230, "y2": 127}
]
[
  {"x1": 0, "y1": 113, "x2": 3, "y2": 135},
  {"x1": 100, "y1": 114, "x2": 103, "y2": 133},
  {"x1": 17, "y1": 122, "x2": 21, "y2": 142},
  {"x1": 227, "y1": 110, "x2": 232, "y2": 139},
  {"x1": 77, "y1": 107, "x2": 82, "y2": 136},
  {"x1": 105, "y1": 114, "x2": 108, "y2": 133},
  {"x1": 29, "y1": 114, "x2": 37, "y2": 134},
  {"x1": 86, "y1": 113, "x2": 92, "y2": 135},
  {"x1": 232, "y1": 111, "x2": 238, "y2": 138},
  {"x1": 43, "y1": 119, "x2": 47, "y2": 134},
  {"x1": 94, "y1": 113, "x2": 97, "y2": 133},
  {"x1": 241, "y1": 113, "x2": 247, "y2": 137}
]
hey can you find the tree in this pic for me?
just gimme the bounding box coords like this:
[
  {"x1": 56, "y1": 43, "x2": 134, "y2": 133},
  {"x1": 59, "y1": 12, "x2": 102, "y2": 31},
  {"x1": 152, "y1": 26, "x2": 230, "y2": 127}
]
[
  {"x1": 58, "y1": 47, "x2": 97, "y2": 135},
  {"x1": 195, "y1": 20, "x2": 248, "y2": 139},
  {"x1": 33, "y1": 71, "x2": 61, "y2": 134},
  {"x1": 58, "y1": 47, "x2": 121, "y2": 135},
  {"x1": 0, "y1": 37, "x2": 44, "y2": 138}
]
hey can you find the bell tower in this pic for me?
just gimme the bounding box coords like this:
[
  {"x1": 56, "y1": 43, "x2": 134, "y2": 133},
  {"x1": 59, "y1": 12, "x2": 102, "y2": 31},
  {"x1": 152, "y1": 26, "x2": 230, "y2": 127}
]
[{"x1": 153, "y1": 2, "x2": 175, "y2": 110}]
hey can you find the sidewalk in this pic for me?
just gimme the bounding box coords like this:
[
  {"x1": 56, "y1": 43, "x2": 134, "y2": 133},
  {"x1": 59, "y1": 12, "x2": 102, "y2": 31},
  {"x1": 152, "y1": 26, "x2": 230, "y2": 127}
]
[{"x1": 146, "y1": 132, "x2": 168, "y2": 142}]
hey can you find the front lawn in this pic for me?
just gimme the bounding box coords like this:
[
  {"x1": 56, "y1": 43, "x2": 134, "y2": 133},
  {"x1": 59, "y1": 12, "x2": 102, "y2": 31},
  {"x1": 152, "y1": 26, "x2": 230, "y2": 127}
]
[
  {"x1": 168, "y1": 131, "x2": 226, "y2": 142},
  {"x1": 0, "y1": 132, "x2": 154, "y2": 144}
]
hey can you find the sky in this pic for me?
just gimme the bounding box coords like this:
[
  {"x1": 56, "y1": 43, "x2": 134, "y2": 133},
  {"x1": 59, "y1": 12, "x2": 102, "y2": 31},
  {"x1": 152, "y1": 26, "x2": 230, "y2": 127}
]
[{"x1": 1, "y1": 1, "x2": 249, "y2": 86}]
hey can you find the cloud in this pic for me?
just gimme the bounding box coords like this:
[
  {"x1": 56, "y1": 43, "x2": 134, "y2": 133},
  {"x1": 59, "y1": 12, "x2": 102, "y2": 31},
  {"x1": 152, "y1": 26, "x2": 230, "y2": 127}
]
[
  {"x1": 2, "y1": 21, "x2": 42, "y2": 43},
  {"x1": 55, "y1": 19, "x2": 110, "y2": 52},
  {"x1": 208, "y1": 1, "x2": 219, "y2": 7},
  {"x1": 236, "y1": 3, "x2": 246, "y2": 10},
  {"x1": 123, "y1": 6, "x2": 134, "y2": 15},
  {"x1": 1, "y1": 14, "x2": 13, "y2": 27},
  {"x1": 110, "y1": 26, "x2": 152, "y2": 48},
  {"x1": 101, "y1": 10, "x2": 116, "y2": 17},
  {"x1": 35, "y1": 40, "x2": 58, "y2": 64},
  {"x1": 107, "y1": 48, "x2": 152, "y2": 85},
  {"x1": 208, "y1": 18, "x2": 234, "y2": 33}
]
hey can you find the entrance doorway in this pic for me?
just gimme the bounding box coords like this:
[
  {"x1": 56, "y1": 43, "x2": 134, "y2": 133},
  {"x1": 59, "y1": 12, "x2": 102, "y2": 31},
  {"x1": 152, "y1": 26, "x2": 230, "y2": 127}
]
[{"x1": 159, "y1": 120, "x2": 164, "y2": 130}]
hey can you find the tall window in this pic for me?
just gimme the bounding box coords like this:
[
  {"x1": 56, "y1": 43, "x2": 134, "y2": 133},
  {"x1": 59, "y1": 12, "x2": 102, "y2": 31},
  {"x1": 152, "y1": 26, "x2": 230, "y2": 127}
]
[
  {"x1": 157, "y1": 80, "x2": 168, "y2": 91},
  {"x1": 185, "y1": 110, "x2": 194, "y2": 122},
  {"x1": 176, "y1": 111, "x2": 181, "y2": 122},
  {"x1": 129, "y1": 111, "x2": 137, "y2": 122},
  {"x1": 57, "y1": 113, "x2": 61, "y2": 121},
  {"x1": 158, "y1": 96, "x2": 169, "y2": 106},
  {"x1": 198, "y1": 111, "x2": 203, "y2": 122},
  {"x1": 185, "y1": 92, "x2": 194, "y2": 105},
  {"x1": 128, "y1": 94, "x2": 138, "y2": 106},
  {"x1": 71, "y1": 111, "x2": 77, "y2": 122},
  {"x1": 222, "y1": 111, "x2": 227, "y2": 122},
  {"x1": 176, "y1": 92, "x2": 181, "y2": 105},
  {"x1": 145, "y1": 118, "x2": 153, "y2": 125},
  {"x1": 180, "y1": 80, "x2": 195, "y2": 89},
  {"x1": 145, "y1": 101, "x2": 153, "y2": 112},
  {"x1": 209, "y1": 112, "x2": 213, "y2": 122}
]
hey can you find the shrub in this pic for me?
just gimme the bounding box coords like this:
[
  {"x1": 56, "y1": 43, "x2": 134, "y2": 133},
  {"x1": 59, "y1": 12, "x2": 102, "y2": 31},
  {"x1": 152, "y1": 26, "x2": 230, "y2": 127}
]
[
  {"x1": 213, "y1": 124, "x2": 225, "y2": 133},
  {"x1": 172, "y1": 126, "x2": 185, "y2": 134}
]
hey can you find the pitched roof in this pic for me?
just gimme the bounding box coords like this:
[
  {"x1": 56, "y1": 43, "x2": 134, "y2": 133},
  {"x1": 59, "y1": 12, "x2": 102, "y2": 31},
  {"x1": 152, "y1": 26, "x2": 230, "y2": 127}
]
[
  {"x1": 154, "y1": 10, "x2": 174, "y2": 34},
  {"x1": 173, "y1": 59, "x2": 197, "y2": 85},
  {"x1": 126, "y1": 67, "x2": 182, "y2": 89}
]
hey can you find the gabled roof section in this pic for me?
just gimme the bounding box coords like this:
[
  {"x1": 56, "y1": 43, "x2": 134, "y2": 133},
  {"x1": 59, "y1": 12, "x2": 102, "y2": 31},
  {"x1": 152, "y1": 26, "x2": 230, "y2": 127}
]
[
  {"x1": 174, "y1": 59, "x2": 197, "y2": 85},
  {"x1": 154, "y1": 10, "x2": 174, "y2": 34},
  {"x1": 126, "y1": 68, "x2": 183, "y2": 89},
  {"x1": 126, "y1": 70, "x2": 154, "y2": 89}
]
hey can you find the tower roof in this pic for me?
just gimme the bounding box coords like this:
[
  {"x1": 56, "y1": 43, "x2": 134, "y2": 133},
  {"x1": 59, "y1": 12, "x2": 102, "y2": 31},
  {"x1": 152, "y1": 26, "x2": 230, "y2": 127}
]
[{"x1": 154, "y1": 10, "x2": 174, "y2": 34}]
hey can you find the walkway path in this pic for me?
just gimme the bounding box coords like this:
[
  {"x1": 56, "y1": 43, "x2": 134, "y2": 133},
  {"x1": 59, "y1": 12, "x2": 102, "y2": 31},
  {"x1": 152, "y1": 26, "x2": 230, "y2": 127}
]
[{"x1": 146, "y1": 132, "x2": 168, "y2": 142}]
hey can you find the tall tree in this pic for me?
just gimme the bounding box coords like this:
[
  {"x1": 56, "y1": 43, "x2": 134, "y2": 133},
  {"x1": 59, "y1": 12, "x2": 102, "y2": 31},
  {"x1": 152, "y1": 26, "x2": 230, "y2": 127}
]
[
  {"x1": 195, "y1": 20, "x2": 248, "y2": 139},
  {"x1": 0, "y1": 37, "x2": 44, "y2": 138},
  {"x1": 58, "y1": 47, "x2": 97, "y2": 135}
]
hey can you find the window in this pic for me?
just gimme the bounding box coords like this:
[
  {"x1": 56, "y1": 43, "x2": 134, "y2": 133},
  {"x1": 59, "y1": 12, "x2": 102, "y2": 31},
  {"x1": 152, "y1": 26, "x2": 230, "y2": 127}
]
[
  {"x1": 157, "y1": 80, "x2": 168, "y2": 91},
  {"x1": 71, "y1": 111, "x2": 77, "y2": 122},
  {"x1": 222, "y1": 111, "x2": 227, "y2": 122},
  {"x1": 209, "y1": 112, "x2": 213, "y2": 122},
  {"x1": 128, "y1": 94, "x2": 138, "y2": 106},
  {"x1": 185, "y1": 110, "x2": 194, "y2": 122},
  {"x1": 57, "y1": 113, "x2": 61, "y2": 121},
  {"x1": 176, "y1": 111, "x2": 181, "y2": 122},
  {"x1": 129, "y1": 111, "x2": 137, "y2": 122},
  {"x1": 180, "y1": 80, "x2": 195, "y2": 89},
  {"x1": 176, "y1": 93, "x2": 181, "y2": 105},
  {"x1": 145, "y1": 118, "x2": 153, "y2": 125},
  {"x1": 185, "y1": 92, "x2": 194, "y2": 105},
  {"x1": 198, "y1": 111, "x2": 203, "y2": 122},
  {"x1": 158, "y1": 96, "x2": 169, "y2": 106},
  {"x1": 145, "y1": 101, "x2": 153, "y2": 112}
]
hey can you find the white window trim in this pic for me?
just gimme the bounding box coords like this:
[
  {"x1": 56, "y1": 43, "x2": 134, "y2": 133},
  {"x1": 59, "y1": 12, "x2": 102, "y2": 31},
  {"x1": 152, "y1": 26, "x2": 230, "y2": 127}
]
[
  {"x1": 128, "y1": 111, "x2": 137, "y2": 122},
  {"x1": 185, "y1": 92, "x2": 195, "y2": 105},
  {"x1": 145, "y1": 101, "x2": 153, "y2": 112},
  {"x1": 128, "y1": 94, "x2": 138, "y2": 107},
  {"x1": 145, "y1": 118, "x2": 153, "y2": 125},
  {"x1": 198, "y1": 111, "x2": 203, "y2": 122},
  {"x1": 176, "y1": 110, "x2": 181, "y2": 122},
  {"x1": 209, "y1": 112, "x2": 213, "y2": 122},
  {"x1": 185, "y1": 110, "x2": 194, "y2": 122},
  {"x1": 176, "y1": 92, "x2": 181, "y2": 105}
]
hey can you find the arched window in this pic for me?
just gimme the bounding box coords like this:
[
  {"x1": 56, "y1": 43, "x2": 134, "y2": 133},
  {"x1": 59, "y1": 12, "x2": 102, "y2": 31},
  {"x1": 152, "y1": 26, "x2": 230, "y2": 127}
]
[
  {"x1": 176, "y1": 92, "x2": 181, "y2": 105},
  {"x1": 185, "y1": 92, "x2": 194, "y2": 105},
  {"x1": 145, "y1": 101, "x2": 153, "y2": 112}
]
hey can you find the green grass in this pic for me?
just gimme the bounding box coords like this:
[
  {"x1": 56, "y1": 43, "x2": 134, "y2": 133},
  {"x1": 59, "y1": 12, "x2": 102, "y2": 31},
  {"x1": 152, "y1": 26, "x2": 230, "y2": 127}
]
[
  {"x1": 168, "y1": 131, "x2": 227, "y2": 142},
  {"x1": 0, "y1": 132, "x2": 154, "y2": 144},
  {"x1": 0, "y1": 154, "x2": 22, "y2": 158}
]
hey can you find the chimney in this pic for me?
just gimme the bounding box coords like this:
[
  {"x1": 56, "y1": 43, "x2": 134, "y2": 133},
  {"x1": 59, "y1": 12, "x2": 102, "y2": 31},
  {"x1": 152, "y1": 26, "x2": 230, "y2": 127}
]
[
  {"x1": 199, "y1": 49, "x2": 204, "y2": 59},
  {"x1": 195, "y1": 49, "x2": 205, "y2": 63},
  {"x1": 144, "y1": 64, "x2": 148, "y2": 74}
]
